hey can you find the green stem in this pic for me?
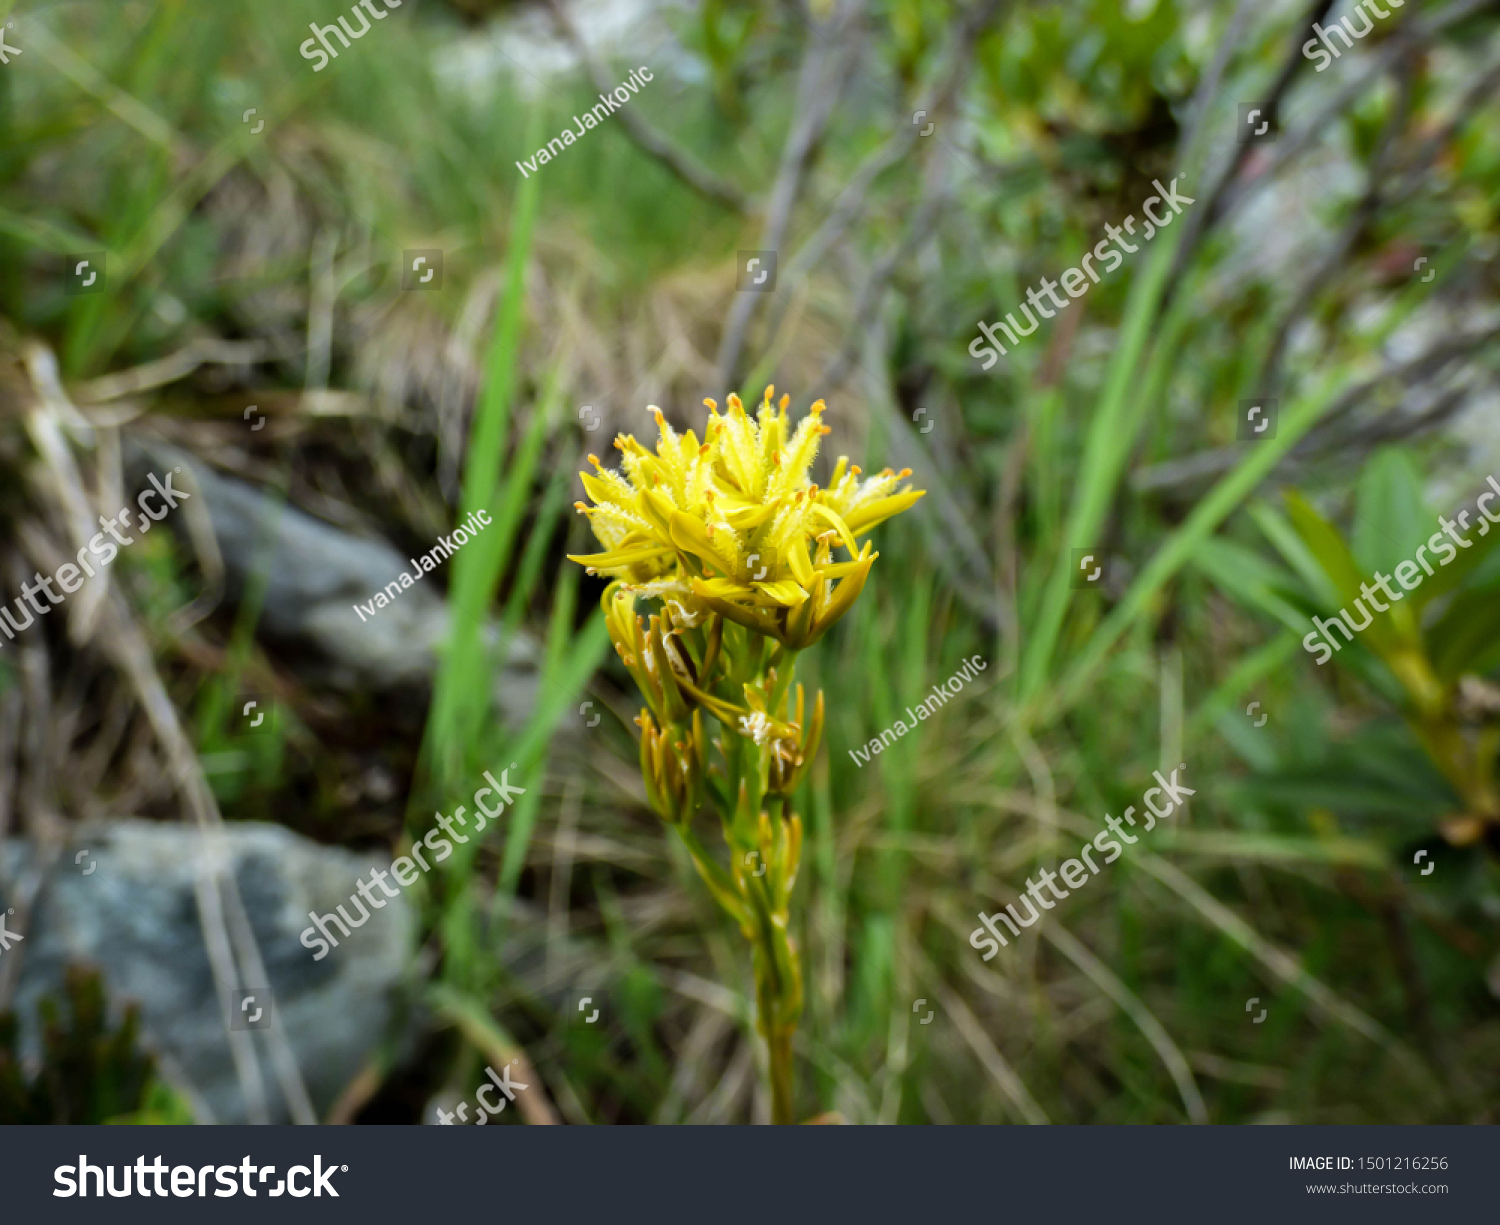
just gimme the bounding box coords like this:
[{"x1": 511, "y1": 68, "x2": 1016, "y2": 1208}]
[
  {"x1": 767, "y1": 1024, "x2": 795, "y2": 1126},
  {"x1": 766, "y1": 647, "x2": 799, "y2": 714},
  {"x1": 746, "y1": 867, "x2": 801, "y2": 1124}
]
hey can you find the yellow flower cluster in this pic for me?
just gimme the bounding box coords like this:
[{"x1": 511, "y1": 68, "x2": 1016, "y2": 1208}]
[
  {"x1": 568, "y1": 386, "x2": 924, "y2": 649},
  {"x1": 566, "y1": 390, "x2": 921, "y2": 1121}
]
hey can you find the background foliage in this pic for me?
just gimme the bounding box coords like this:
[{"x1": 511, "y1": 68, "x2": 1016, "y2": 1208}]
[{"x1": 0, "y1": 0, "x2": 1497, "y2": 1123}]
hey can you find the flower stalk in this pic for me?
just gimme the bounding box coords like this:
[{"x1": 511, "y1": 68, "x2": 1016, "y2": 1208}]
[{"x1": 568, "y1": 387, "x2": 922, "y2": 1122}]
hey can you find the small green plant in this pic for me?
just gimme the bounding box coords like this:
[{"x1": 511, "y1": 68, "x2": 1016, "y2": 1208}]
[
  {"x1": 0, "y1": 964, "x2": 186, "y2": 1124},
  {"x1": 1279, "y1": 452, "x2": 1500, "y2": 848},
  {"x1": 1199, "y1": 447, "x2": 1500, "y2": 849},
  {"x1": 569, "y1": 386, "x2": 923, "y2": 1122}
]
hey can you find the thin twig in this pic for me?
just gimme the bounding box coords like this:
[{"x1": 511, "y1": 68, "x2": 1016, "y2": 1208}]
[
  {"x1": 1216, "y1": 0, "x2": 1497, "y2": 237},
  {"x1": 20, "y1": 352, "x2": 317, "y2": 1123},
  {"x1": 1175, "y1": 0, "x2": 1261, "y2": 171},
  {"x1": 1041, "y1": 923, "x2": 1209, "y2": 1124},
  {"x1": 1386, "y1": 51, "x2": 1500, "y2": 203},
  {"x1": 1136, "y1": 854, "x2": 1430, "y2": 1081},
  {"x1": 779, "y1": 0, "x2": 1011, "y2": 294},
  {"x1": 714, "y1": 0, "x2": 866, "y2": 388},
  {"x1": 803, "y1": 0, "x2": 1012, "y2": 393},
  {"x1": 1164, "y1": 0, "x2": 1337, "y2": 300},
  {"x1": 1254, "y1": 54, "x2": 1416, "y2": 393},
  {"x1": 935, "y1": 982, "x2": 1050, "y2": 1123},
  {"x1": 1131, "y1": 324, "x2": 1500, "y2": 495},
  {"x1": 546, "y1": 0, "x2": 749, "y2": 215},
  {"x1": 70, "y1": 339, "x2": 267, "y2": 405}
]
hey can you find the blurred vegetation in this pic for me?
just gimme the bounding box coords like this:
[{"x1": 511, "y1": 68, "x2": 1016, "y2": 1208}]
[
  {"x1": 0, "y1": 965, "x2": 189, "y2": 1124},
  {"x1": 0, "y1": 0, "x2": 1497, "y2": 1124}
]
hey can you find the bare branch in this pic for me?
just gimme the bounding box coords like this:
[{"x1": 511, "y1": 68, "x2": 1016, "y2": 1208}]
[
  {"x1": 713, "y1": 0, "x2": 867, "y2": 389},
  {"x1": 1217, "y1": 0, "x2": 1496, "y2": 239},
  {"x1": 71, "y1": 339, "x2": 268, "y2": 405},
  {"x1": 756, "y1": 0, "x2": 1013, "y2": 357},
  {"x1": 1253, "y1": 55, "x2": 1416, "y2": 393},
  {"x1": 1130, "y1": 325, "x2": 1500, "y2": 496},
  {"x1": 547, "y1": 0, "x2": 750, "y2": 215},
  {"x1": 1165, "y1": 0, "x2": 1336, "y2": 299}
]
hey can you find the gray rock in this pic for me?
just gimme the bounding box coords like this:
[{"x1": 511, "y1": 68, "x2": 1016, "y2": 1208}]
[
  {"x1": 0, "y1": 819, "x2": 416, "y2": 1123},
  {"x1": 122, "y1": 438, "x2": 543, "y2": 729}
]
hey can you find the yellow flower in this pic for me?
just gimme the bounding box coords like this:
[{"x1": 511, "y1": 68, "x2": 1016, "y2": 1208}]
[{"x1": 568, "y1": 387, "x2": 924, "y2": 647}]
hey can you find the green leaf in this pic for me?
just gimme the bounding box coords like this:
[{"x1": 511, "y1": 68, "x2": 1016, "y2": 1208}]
[
  {"x1": 1049, "y1": 361, "x2": 1348, "y2": 717},
  {"x1": 1284, "y1": 491, "x2": 1411, "y2": 656},
  {"x1": 1017, "y1": 230, "x2": 1189, "y2": 701},
  {"x1": 1284, "y1": 492, "x2": 1365, "y2": 605},
  {"x1": 1425, "y1": 585, "x2": 1500, "y2": 681},
  {"x1": 1190, "y1": 537, "x2": 1308, "y2": 634},
  {"x1": 1406, "y1": 506, "x2": 1500, "y2": 612},
  {"x1": 1248, "y1": 499, "x2": 1341, "y2": 608},
  {"x1": 1352, "y1": 447, "x2": 1429, "y2": 578}
]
